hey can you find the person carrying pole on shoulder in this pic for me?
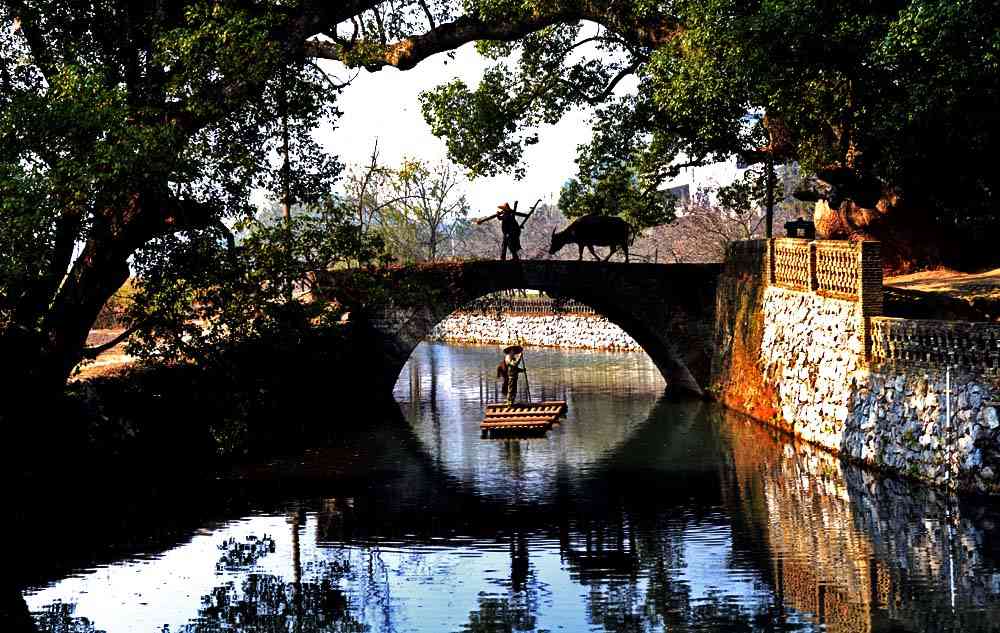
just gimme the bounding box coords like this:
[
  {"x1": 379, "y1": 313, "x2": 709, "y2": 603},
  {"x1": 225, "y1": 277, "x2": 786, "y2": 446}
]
[{"x1": 476, "y1": 202, "x2": 531, "y2": 261}]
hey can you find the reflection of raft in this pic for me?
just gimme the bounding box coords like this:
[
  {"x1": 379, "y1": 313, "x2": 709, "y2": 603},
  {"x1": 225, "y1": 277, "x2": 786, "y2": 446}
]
[{"x1": 480, "y1": 401, "x2": 568, "y2": 437}]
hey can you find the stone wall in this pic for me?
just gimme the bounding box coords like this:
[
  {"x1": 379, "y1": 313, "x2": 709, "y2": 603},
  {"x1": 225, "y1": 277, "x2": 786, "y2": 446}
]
[
  {"x1": 426, "y1": 312, "x2": 641, "y2": 351},
  {"x1": 756, "y1": 285, "x2": 1000, "y2": 491},
  {"x1": 846, "y1": 365, "x2": 1000, "y2": 492},
  {"x1": 713, "y1": 239, "x2": 1000, "y2": 494},
  {"x1": 758, "y1": 286, "x2": 865, "y2": 448}
]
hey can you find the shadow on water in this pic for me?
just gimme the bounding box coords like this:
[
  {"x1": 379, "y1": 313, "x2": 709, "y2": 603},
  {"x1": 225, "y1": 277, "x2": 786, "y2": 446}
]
[{"x1": 10, "y1": 343, "x2": 1000, "y2": 632}]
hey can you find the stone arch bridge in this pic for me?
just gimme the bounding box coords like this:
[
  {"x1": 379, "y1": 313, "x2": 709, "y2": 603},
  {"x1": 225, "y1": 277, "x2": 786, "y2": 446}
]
[{"x1": 323, "y1": 261, "x2": 721, "y2": 396}]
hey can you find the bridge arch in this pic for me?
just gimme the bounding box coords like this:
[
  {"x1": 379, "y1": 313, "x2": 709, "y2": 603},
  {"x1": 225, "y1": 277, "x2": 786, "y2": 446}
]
[{"x1": 339, "y1": 261, "x2": 721, "y2": 397}]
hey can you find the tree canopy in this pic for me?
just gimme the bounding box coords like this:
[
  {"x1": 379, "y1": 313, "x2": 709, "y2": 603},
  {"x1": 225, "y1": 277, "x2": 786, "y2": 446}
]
[
  {"x1": 2, "y1": 0, "x2": 998, "y2": 395},
  {"x1": 411, "y1": 0, "x2": 999, "y2": 258}
]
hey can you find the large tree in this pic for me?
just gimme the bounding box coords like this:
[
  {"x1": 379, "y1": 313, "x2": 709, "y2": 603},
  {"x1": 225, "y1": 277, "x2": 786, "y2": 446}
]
[
  {"x1": 3, "y1": 0, "x2": 998, "y2": 398},
  {"x1": 0, "y1": 1, "x2": 358, "y2": 397},
  {"x1": 410, "y1": 1, "x2": 1000, "y2": 269}
]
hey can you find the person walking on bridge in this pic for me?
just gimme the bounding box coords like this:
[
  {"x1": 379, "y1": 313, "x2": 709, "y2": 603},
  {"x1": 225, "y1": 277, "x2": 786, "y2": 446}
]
[{"x1": 476, "y1": 202, "x2": 530, "y2": 261}]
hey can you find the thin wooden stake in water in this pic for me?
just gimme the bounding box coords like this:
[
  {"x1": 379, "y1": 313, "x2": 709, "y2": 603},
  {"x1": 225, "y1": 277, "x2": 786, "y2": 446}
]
[{"x1": 520, "y1": 354, "x2": 531, "y2": 403}]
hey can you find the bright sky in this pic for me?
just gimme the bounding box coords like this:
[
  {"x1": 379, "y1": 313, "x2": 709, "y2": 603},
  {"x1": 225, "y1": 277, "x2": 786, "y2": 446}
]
[
  {"x1": 310, "y1": 41, "x2": 744, "y2": 221},
  {"x1": 314, "y1": 43, "x2": 593, "y2": 218}
]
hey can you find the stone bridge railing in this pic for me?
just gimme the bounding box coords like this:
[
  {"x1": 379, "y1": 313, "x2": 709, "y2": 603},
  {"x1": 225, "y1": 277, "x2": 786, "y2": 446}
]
[
  {"x1": 765, "y1": 238, "x2": 884, "y2": 361},
  {"x1": 763, "y1": 237, "x2": 1000, "y2": 376},
  {"x1": 768, "y1": 237, "x2": 883, "y2": 314},
  {"x1": 870, "y1": 317, "x2": 1000, "y2": 375}
]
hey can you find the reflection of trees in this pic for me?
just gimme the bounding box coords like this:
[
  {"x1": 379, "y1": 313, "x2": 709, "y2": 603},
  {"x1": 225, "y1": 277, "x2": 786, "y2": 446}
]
[
  {"x1": 177, "y1": 568, "x2": 364, "y2": 633},
  {"x1": 215, "y1": 536, "x2": 276, "y2": 572},
  {"x1": 563, "y1": 516, "x2": 784, "y2": 633},
  {"x1": 173, "y1": 529, "x2": 365, "y2": 633},
  {"x1": 461, "y1": 596, "x2": 535, "y2": 633},
  {"x1": 31, "y1": 602, "x2": 99, "y2": 633},
  {"x1": 29, "y1": 526, "x2": 368, "y2": 633}
]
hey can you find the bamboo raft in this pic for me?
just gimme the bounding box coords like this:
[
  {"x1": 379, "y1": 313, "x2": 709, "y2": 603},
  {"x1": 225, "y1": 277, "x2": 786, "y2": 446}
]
[{"x1": 480, "y1": 400, "x2": 568, "y2": 437}]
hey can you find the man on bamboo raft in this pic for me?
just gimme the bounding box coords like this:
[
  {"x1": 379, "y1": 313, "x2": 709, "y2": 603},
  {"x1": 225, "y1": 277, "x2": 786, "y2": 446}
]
[{"x1": 496, "y1": 346, "x2": 525, "y2": 405}]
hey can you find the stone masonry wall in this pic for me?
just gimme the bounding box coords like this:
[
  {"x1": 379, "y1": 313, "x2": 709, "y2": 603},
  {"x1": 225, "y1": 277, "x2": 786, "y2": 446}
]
[
  {"x1": 728, "y1": 282, "x2": 1000, "y2": 494},
  {"x1": 846, "y1": 366, "x2": 1000, "y2": 492},
  {"x1": 426, "y1": 312, "x2": 641, "y2": 351},
  {"x1": 759, "y1": 286, "x2": 865, "y2": 449}
]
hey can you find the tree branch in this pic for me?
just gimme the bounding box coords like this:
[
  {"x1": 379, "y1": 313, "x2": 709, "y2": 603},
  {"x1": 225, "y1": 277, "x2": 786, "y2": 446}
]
[
  {"x1": 305, "y1": 8, "x2": 680, "y2": 72},
  {"x1": 8, "y1": 2, "x2": 58, "y2": 78},
  {"x1": 564, "y1": 61, "x2": 640, "y2": 104},
  {"x1": 417, "y1": 0, "x2": 436, "y2": 29},
  {"x1": 81, "y1": 326, "x2": 136, "y2": 359}
]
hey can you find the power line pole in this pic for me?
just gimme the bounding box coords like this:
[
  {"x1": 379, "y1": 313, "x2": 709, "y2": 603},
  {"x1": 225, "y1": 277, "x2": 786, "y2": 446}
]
[
  {"x1": 765, "y1": 152, "x2": 776, "y2": 238},
  {"x1": 280, "y1": 64, "x2": 293, "y2": 302}
]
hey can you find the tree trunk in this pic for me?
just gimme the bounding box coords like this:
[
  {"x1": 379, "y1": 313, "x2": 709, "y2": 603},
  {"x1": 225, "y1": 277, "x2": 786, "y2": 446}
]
[
  {"x1": 812, "y1": 190, "x2": 943, "y2": 273},
  {"x1": 806, "y1": 165, "x2": 945, "y2": 273},
  {"x1": 1, "y1": 238, "x2": 131, "y2": 405},
  {"x1": 47, "y1": 241, "x2": 132, "y2": 386}
]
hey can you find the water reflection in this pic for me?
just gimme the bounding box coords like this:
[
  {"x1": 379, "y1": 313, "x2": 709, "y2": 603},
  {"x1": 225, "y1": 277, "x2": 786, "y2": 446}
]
[
  {"x1": 720, "y1": 415, "x2": 1000, "y2": 632},
  {"x1": 16, "y1": 343, "x2": 1000, "y2": 632},
  {"x1": 394, "y1": 343, "x2": 666, "y2": 503}
]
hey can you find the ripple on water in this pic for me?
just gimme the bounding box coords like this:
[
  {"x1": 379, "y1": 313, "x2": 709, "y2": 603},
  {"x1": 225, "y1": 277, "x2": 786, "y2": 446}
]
[{"x1": 19, "y1": 342, "x2": 1000, "y2": 632}]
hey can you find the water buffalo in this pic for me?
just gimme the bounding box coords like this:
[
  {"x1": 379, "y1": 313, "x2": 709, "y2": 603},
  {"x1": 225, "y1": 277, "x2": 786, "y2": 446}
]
[{"x1": 549, "y1": 214, "x2": 632, "y2": 262}]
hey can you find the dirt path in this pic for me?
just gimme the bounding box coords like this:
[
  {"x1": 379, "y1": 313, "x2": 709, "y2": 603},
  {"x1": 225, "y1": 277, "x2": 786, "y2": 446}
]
[
  {"x1": 74, "y1": 328, "x2": 136, "y2": 381},
  {"x1": 885, "y1": 268, "x2": 1000, "y2": 300},
  {"x1": 883, "y1": 268, "x2": 1000, "y2": 322}
]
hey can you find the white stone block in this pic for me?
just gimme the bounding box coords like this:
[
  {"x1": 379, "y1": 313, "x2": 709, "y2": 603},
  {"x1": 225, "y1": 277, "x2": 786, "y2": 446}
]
[{"x1": 985, "y1": 407, "x2": 999, "y2": 430}]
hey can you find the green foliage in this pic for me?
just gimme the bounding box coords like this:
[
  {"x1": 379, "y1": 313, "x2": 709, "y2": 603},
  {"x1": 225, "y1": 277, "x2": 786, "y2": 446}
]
[
  {"x1": 124, "y1": 202, "x2": 389, "y2": 367},
  {"x1": 420, "y1": 0, "x2": 1000, "y2": 236},
  {"x1": 421, "y1": 21, "x2": 632, "y2": 181},
  {"x1": 0, "y1": 1, "x2": 342, "y2": 373},
  {"x1": 559, "y1": 167, "x2": 676, "y2": 230}
]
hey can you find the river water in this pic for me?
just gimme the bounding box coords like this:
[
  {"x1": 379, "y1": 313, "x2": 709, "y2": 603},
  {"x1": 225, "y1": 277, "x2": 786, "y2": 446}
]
[{"x1": 20, "y1": 342, "x2": 1000, "y2": 632}]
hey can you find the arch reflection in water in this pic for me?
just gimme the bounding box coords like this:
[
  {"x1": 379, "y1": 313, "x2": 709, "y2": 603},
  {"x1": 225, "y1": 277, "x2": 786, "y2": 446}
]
[
  {"x1": 22, "y1": 343, "x2": 1000, "y2": 632},
  {"x1": 393, "y1": 342, "x2": 666, "y2": 500}
]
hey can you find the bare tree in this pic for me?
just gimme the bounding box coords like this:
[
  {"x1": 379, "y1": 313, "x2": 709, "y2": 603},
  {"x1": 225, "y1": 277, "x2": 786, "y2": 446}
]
[
  {"x1": 341, "y1": 141, "x2": 412, "y2": 234},
  {"x1": 392, "y1": 159, "x2": 469, "y2": 261},
  {"x1": 340, "y1": 155, "x2": 470, "y2": 263},
  {"x1": 633, "y1": 184, "x2": 811, "y2": 263}
]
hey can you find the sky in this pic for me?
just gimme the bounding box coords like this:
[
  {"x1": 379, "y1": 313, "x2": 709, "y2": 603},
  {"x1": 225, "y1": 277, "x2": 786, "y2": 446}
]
[
  {"x1": 310, "y1": 40, "x2": 745, "y2": 222},
  {"x1": 314, "y1": 43, "x2": 595, "y2": 220}
]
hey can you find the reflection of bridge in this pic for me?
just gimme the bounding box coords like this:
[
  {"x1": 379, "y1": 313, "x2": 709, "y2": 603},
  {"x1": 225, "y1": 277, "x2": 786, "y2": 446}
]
[
  {"x1": 18, "y1": 398, "x2": 1000, "y2": 632},
  {"x1": 325, "y1": 261, "x2": 721, "y2": 396}
]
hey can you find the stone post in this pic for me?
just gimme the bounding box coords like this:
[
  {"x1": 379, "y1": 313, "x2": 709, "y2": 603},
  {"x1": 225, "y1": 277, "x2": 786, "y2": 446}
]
[
  {"x1": 857, "y1": 241, "x2": 883, "y2": 364},
  {"x1": 857, "y1": 241, "x2": 884, "y2": 317},
  {"x1": 808, "y1": 241, "x2": 819, "y2": 292},
  {"x1": 767, "y1": 239, "x2": 776, "y2": 285}
]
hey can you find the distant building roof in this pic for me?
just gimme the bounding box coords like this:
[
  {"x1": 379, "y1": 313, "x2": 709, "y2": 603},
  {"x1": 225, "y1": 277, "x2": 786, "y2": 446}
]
[{"x1": 663, "y1": 184, "x2": 690, "y2": 204}]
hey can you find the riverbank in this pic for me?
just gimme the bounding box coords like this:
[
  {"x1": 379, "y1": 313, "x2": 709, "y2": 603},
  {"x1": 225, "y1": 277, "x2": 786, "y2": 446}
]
[
  {"x1": 7, "y1": 325, "x2": 400, "y2": 481},
  {"x1": 711, "y1": 239, "x2": 1000, "y2": 495},
  {"x1": 427, "y1": 311, "x2": 641, "y2": 351}
]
